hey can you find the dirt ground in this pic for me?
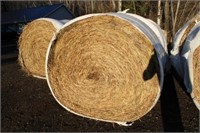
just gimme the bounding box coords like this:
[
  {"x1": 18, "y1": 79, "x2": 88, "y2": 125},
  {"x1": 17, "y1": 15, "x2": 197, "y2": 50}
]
[{"x1": 1, "y1": 47, "x2": 199, "y2": 132}]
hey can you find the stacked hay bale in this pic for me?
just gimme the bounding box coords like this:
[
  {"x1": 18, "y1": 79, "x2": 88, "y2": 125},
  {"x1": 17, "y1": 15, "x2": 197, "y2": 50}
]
[
  {"x1": 18, "y1": 18, "x2": 67, "y2": 79},
  {"x1": 170, "y1": 14, "x2": 200, "y2": 110},
  {"x1": 46, "y1": 13, "x2": 168, "y2": 125}
]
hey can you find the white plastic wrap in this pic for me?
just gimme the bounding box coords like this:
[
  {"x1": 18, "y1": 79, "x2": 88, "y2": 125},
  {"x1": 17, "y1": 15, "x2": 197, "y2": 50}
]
[{"x1": 170, "y1": 19, "x2": 195, "y2": 78}]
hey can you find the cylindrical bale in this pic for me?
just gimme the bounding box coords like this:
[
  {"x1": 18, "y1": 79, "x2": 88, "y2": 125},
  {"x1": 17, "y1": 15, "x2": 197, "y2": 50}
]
[
  {"x1": 170, "y1": 14, "x2": 200, "y2": 110},
  {"x1": 18, "y1": 18, "x2": 68, "y2": 79},
  {"x1": 181, "y1": 23, "x2": 200, "y2": 110},
  {"x1": 46, "y1": 13, "x2": 168, "y2": 126}
]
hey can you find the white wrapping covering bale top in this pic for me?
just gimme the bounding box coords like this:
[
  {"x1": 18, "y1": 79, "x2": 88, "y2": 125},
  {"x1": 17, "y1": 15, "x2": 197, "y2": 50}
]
[
  {"x1": 170, "y1": 14, "x2": 200, "y2": 110},
  {"x1": 18, "y1": 18, "x2": 68, "y2": 79},
  {"x1": 46, "y1": 13, "x2": 168, "y2": 126}
]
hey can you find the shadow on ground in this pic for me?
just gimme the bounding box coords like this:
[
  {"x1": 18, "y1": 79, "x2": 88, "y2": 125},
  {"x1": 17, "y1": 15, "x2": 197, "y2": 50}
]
[{"x1": 161, "y1": 74, "x2": 184, "y2": 131}]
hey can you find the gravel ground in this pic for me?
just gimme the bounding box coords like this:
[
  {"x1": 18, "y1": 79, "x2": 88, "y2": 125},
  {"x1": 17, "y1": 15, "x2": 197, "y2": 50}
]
[{"x1": 1, "y1": 48, "x2": 199, "y2": 132}]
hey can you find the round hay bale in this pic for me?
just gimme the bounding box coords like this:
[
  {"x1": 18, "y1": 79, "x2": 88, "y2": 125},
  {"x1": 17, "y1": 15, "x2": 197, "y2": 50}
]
[
  {"x1": 46, "y1": 13, "x2": 168, "y2": 125},
  {"x1": 171, "y1": 16, "x2": 200, "y2": 110},
  {"x1": 181, "y1": 21, "x2": 200, "y2": 110},
  {"x1": 18, "y1": 18, "x2": 67, "y2": 79}
]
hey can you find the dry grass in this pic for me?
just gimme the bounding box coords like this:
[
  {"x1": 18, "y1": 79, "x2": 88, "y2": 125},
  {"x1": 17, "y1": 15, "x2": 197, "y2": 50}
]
[
  {"x1": 47, "y1": 15, "x2": 160, "y2": 122},
  {"x1": 18, "y1": 20, "x2": 56, "y2": 78},
  {"x1": 193, "y1": 46, "x2": 200, "y2": 105}
]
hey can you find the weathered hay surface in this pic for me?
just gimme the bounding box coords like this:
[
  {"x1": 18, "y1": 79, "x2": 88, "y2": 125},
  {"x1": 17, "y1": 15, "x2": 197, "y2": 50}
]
[
  {"x1": 18, "y1": 19, "x2": 57, "y2": 78},
  {"x1": 193, "y1": 46, "x2": 200, "y2": 107},
  {"x1": 47, "y1": 14, "x2": 162, "y2": 124}
]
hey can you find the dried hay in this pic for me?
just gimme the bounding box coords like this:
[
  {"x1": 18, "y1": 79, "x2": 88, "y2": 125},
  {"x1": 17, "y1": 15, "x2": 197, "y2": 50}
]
[
  {"x1": 18, "y1": 19, "x2": 57, "y2": 78},
  {"x1": 193, "y1": 46, "x2": 200, "y2": 106},
  {"x1": 46, "y1": 15, "x2": 161, "y2": 124}
]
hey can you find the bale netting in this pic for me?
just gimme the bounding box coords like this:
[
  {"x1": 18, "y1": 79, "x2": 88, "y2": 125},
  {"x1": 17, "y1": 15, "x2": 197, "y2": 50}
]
[
  {"x1": 170, "y1": 14, "x2": 200, "y2": 110},
  {"x1": 46, "y1": 13, "x2": 168, "y2": 126},
  {"x1": 18, "y1": 18, "x2": 67, "y2": 79}
]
